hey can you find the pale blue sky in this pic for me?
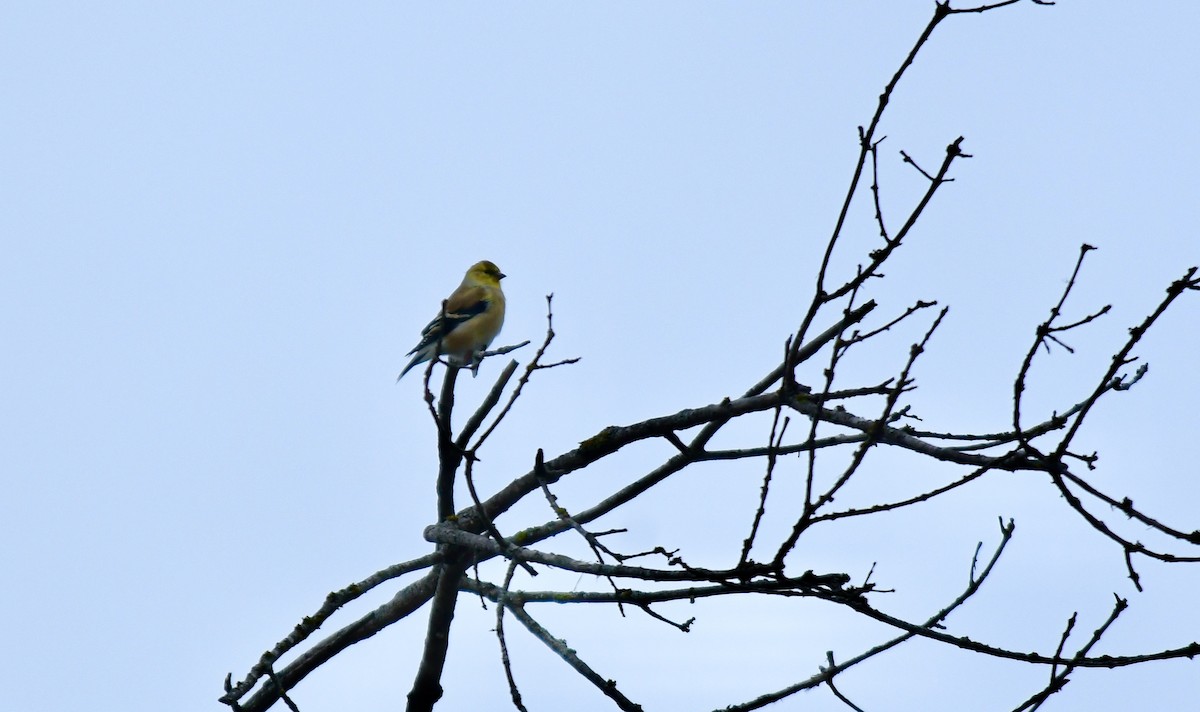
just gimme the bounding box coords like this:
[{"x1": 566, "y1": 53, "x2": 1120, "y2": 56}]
[{"x1": 2, "y1": 2, "x2": 1197, "y2": 710}]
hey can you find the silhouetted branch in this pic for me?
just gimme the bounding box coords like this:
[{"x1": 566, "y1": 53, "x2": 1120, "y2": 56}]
[
  {"x1": 502, "y1": 598, "x2": 644, "y2": 712},
  {"x1": 226, "y1": 572, "x2": 440, "y2": 712}
]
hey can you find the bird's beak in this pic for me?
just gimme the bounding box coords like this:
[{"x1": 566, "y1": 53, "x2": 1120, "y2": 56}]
[{"x1": 498, "y1": 272, "x2": 507, "y2": 280}]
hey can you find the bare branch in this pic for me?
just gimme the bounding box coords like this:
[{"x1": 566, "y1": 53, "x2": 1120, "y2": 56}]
[
  {"x1": 220, "y1": 554, "x2": 441, "y2": 706},
  {"x1": 724, "y1": 519, "x2": 1016, "y2": 711},
  {"x1": 495, "y1": 561, "x2": 529, "y2": 712},
  {"x1": 225, "y1": 572, "x2": 440, "y2": 712},
  {"x1": 406, "y1": 561, "x2": 469, "y2": 712},
  {"x1": 501, "y1": 598, "x2": 644, "y2": 712}
]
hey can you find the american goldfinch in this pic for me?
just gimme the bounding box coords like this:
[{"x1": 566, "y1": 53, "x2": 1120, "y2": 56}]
[{"x1": 397, "y1": 260, "x2": 507, "y2": 381}]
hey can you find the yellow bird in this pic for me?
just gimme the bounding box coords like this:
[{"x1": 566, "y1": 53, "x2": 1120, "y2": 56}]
[{"x1": 397, "y1": 260, "x2": 507, "y2": 381}]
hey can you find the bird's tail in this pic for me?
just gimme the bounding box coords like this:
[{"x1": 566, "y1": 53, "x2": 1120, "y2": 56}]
[{"x1": 396, "y1": 349, "x2": 429, "y2": 382}]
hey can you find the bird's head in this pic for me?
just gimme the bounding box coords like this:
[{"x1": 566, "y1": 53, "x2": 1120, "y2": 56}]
[{"x1": 466, "y1": 260, "x2": 506, "y2": 286}]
